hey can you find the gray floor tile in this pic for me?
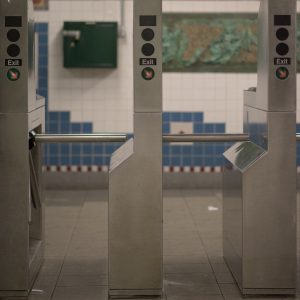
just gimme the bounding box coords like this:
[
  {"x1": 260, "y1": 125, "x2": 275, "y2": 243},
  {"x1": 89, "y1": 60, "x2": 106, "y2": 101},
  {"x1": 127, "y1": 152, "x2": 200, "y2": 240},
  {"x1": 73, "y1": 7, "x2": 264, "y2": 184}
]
[
  {"x1": 165, "y1": 273, "x2": 217, "y2": 285},
  {"x1": 66, "y1": 245, "x2": 108, "y2": 257},
  {"x1": 208, "y1": 256, "x2": 226, "y2": 264},
  {"x1": 44, "y1": 245, "x2": 69, "y2": 258},
  {"x1": 38, "y1": 257, "x2": 63, "y2": 276},
  {"x1": 52, "y1": 286, "x2": 108, "y2": 300},
  {"x1": 61, "y1": 256, "x2": 108, "y2": 275},
  {"x1": 163, "y1": 255, "x2": 209, "y2": 265},
  {"x1": 218, "y1": 283, "x2": 241, "y2": 296},
  {"x1": 210, "y1": 263, "x2": 231, "y2": 274},
  {"x1": 34, "y1": 189, "x2": 300, "y2": 300},
  {"x1": 164, "y1": 263, "x2": 213, "y2": 274},
  {"x1": 57, "y1": 274, "x2": 108, "y2": 287},
  {"x1": 214, "y1": 272, "x2": 234, "y2": 284},
  {"x1": 163, "y1": 230, "x2": 201, "y2": 241},
  {"x1": 167, "y1": 296, "x2": 224, "y2": 300},
  {"x1": 165, "y1": 283, "x2": 221, "y2": 296},
  {"x1": 28, "y1": 275, "x2": 57, "y2": 300}
]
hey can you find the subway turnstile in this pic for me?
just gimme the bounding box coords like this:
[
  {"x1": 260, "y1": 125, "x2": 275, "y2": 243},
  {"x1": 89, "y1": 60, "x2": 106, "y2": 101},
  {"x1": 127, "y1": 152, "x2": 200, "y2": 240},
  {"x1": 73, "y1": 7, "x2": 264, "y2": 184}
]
[
  {"x1": 223, "y1": 0, "x2": 296, "y2": 295},
  {"x1": 0, "y1": 0, "x2": 45, "y2": 298},
  {"x1": 109, "y1": 0, "x2": 163, "y2": 298}
]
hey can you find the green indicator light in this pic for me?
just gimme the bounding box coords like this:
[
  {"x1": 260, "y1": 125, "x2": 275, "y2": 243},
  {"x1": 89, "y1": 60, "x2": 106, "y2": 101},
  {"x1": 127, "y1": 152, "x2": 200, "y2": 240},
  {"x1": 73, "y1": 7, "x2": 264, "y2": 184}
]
[
  {"x1": 7, "y1": 68, "x2": 20, "y2": 81},
  {"x1": 142, "y1": 67, "x2": 155, "y2": 80},
  {"x1": 276, "y1": 67, "x2": 289, "y2": 80}
]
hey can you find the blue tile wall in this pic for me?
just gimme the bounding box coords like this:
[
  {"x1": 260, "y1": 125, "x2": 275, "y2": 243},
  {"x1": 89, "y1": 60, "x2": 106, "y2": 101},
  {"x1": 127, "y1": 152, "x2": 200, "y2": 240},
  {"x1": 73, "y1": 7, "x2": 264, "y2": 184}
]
[
  {"x1": 162, "y1": 112, "x2": 229, "y2": 167},
  {"x1": 36, "y1": 23, "x2": 300, "y2": 168}
]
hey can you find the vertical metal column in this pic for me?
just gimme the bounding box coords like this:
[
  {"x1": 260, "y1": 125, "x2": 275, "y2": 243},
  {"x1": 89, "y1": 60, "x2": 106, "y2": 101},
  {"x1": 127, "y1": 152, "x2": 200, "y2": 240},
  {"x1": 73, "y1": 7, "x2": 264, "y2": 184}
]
[
  {"x1": 109, "y1": 0, "x2": 163, "y2": 298},
  {"x1": 0, "y1": 0, "x2": 45, "y2": 298},
  {"x1": 223, "y1": 0, "x2": 296, "y2": 295}
]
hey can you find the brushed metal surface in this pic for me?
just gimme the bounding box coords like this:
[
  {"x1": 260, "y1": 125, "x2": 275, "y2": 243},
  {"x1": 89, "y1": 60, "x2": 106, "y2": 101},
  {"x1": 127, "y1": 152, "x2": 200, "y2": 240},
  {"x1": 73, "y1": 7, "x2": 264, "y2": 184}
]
[
  {"x1": 0, "y1": 0, "x2": 35, "y2": 113},
  {"x1": 34, "y1": 133, "x2": 300, "y2": 144},
  {"x1": 255, "y1": 0, "x2": 296, "y2": 112},
  {"x1": 34, "y1": 133, "x2": 127, "y2": 143},
  {"x1": 134, "y1": 0, "x2": 162, "y2": 113},
  {"x1": 109, "y1": 114, "x2": 163, "y2": 294},
  {"x1": 109, "y1": 0, "x2": 163, "y2": 297},
  {"x1": 163, "y1": 134, "x2": 250, "y2": 143},
  {"x1": 0, "y1": 0, "x2": 45, "y2": 297},
  {"x1": 223, "y1": 0, "x2": 297, "y2": 295}
]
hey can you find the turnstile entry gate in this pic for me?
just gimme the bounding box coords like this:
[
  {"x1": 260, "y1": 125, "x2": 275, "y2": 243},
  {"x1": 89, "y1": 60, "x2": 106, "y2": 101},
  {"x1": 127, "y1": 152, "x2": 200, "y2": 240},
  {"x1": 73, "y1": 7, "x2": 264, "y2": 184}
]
[
  {"x1": 223, "y1": 0, "x2": 296, "y2": 295},
  {"x1": 0, "y1": 0, "x2": 45, "y2": 298},
  {"x1": 109, "y1": 0, "x2": 163, "y2": 298}
]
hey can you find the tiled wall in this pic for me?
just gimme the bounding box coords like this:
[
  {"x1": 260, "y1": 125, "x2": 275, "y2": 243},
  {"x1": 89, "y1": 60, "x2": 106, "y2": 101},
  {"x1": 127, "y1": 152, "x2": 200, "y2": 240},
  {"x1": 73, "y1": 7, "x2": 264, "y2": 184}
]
[{"x1": 35, "y1": 1, "x2": 300, "y2": 171}]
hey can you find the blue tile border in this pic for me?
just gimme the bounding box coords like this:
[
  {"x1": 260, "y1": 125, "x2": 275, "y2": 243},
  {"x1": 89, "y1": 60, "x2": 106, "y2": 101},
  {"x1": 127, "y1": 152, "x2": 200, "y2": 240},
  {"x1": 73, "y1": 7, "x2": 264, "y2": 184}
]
[{"x1": 36, "y1": 23, "x2": 300, "y2": 168}]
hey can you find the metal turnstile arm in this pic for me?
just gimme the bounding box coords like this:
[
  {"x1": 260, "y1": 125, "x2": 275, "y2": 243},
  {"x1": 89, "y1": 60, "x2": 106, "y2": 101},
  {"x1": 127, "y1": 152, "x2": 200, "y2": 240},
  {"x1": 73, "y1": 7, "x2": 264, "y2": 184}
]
[
  {"x1": 34, "y1": 133, "x2": 128, "y2": 143},
  {"x1": 33, "y1": 133, "x2": 300, "y2": 144}
]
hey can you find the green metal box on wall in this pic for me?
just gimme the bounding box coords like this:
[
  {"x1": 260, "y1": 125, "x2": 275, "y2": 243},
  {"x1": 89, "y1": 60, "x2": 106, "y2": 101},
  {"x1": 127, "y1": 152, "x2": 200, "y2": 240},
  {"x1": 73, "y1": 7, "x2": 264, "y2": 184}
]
[{"x1": 63, "y1": 21, "x2": 118, "y2": 68}]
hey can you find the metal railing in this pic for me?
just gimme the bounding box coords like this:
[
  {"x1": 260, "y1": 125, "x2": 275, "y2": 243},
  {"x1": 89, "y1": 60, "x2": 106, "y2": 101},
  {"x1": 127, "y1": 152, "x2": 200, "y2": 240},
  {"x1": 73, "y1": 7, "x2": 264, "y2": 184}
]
[
  {"x1": 163, "y1": 134, "x2": 250, "y2": 143},
  {"x1": 34, "y1": 133, "x2": 128, "y2": 143},
  {"x1": 34, "y1": 133, "x2": 300, "y2": 144}
]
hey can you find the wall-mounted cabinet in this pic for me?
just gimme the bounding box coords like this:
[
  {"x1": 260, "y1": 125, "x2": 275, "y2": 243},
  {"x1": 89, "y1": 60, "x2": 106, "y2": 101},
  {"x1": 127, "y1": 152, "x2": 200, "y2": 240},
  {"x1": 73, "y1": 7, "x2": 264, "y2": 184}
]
[{"x1": 63, "y1": 21, "x2": 118, "y2": 68}]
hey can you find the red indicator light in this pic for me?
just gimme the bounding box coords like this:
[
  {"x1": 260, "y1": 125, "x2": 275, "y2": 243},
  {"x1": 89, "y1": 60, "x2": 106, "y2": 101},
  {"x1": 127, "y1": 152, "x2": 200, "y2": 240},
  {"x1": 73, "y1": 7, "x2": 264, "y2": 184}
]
[
  {"x1": 276, "y1": 67, "x2": 289, "y2": 80},
  {"x1": 142, "y1": 67, "x2": 155, "y2": 80},
  {"x1": 7, "y1": 68, "x2": 20, "y2": 81}
]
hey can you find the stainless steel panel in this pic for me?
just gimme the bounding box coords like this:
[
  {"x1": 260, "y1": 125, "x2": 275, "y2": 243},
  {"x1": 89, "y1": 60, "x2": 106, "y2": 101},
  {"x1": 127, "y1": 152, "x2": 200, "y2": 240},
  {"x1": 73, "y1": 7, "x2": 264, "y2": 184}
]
[
  {"x1": 224, "y1": 112, "x2": 296, "y2": 294},
  {"x1": 163, "y1": 134, "x2": 250, "y2": 143},
  {"x1": 109, "y1": 1, "x2": 162, "y2": 296},
  {"x1": 255, "y1": 0, "x2": 296, "y2": 112},
  {"x1": 109, "y1": 114, "x2": 162, "y2": 294},
  {"x1": 0, "y1": 0, "x2": 36, "y2": 114},
  {"x1": 34, "y1": 133, "x2": 127, "y2": 143},
  {"x1": 244, "y1": 92, "x2": 268, "y2": 150},
  {"x1": 0, "y1": 0, "x2": 45, "y2": 297},
  {"x1": 223, "y1": 0, "x2": 296, "y2": 295},
  {"x1": 243, "y1": 112, "x2": 296, "y2": 289},
  {"x1": 134, "y1": 0, "x2": 162, "y2": 113},
  {"x1": 0, "y1": 113, "x2": 29, "y2": 291},
  {"x1": 0, "y1": 113, "x2": 44, "y2": 296},
  {"x1": 223, "y1": 168, "x2": 243, "y2": 290}
]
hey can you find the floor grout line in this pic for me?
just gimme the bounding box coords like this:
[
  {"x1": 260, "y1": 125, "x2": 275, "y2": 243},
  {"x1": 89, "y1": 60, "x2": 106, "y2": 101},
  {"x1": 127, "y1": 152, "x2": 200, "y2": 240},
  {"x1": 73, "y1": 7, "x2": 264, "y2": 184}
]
[
  {"x1": 182, "y1": 192, "x2": 226, "y2": 300},
  {"x1": 49, "y1": 190, "x2": 88, "y2": 300}
]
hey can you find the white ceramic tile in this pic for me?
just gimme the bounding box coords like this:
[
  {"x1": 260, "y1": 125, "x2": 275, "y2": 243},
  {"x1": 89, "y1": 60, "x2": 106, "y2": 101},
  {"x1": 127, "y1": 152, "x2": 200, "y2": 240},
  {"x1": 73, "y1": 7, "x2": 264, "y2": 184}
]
[{"x1": 35, "y1": 0, "x2": 300, "y2": 137}]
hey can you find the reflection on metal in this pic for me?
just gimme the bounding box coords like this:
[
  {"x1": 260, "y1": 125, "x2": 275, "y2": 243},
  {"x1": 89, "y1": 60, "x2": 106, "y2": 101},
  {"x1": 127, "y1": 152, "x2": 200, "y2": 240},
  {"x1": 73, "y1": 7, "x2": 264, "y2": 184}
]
[
  {"x1": 108, "y1": 0, "x2": 163, "y2": 297},
  {"x1": 34, "y1": 133, "x2": 300, "y2": 144},
  {"x1": 31, "y1": 289, "x2": 45, "y2": 295},
  {"x1": 34, "y1": 133, "x2": 127, "y2": 143},
  {"x1": 163, "y1": 134, "x2": 250, "y2": 143},
  {"x1": 0, "y1": 0, "x2": 45, "y2": 298},
  {"x1": 223, "y1": 0, "x2": 297, "y2": 295},
  {"x1": 29, "y1": 151, "x2": 42, "y2": 209}
]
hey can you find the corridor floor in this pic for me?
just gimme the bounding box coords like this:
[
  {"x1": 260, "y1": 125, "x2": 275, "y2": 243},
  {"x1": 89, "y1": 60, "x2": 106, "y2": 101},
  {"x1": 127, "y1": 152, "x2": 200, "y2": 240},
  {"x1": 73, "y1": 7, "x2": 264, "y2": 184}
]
[{"x1": 28, "y1": 190, "x2": 300, "y2": 300}]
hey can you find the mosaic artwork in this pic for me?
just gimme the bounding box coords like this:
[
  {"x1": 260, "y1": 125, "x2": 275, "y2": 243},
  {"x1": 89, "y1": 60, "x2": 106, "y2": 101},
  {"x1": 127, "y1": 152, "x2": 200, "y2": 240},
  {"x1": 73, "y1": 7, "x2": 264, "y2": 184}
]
[
  {"x1": 33, "y1": 0, "x2": 48, "y2": 10},
  {"x1": 163, "y1": 13, "x2": 258, "y2": 73}
]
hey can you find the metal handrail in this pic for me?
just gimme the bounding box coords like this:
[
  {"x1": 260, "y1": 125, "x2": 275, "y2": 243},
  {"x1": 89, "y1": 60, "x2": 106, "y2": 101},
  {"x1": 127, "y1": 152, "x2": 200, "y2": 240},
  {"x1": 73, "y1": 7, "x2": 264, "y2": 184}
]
[
  {"x1": 34, "y1": 134, "x2": 128, "y2": 143},
  {"x1": 163, "y1": 134, "x2": 250, "y2": 143},
  {"x1": 34, "y1": 133, "x2": 300, "y2": 144}
]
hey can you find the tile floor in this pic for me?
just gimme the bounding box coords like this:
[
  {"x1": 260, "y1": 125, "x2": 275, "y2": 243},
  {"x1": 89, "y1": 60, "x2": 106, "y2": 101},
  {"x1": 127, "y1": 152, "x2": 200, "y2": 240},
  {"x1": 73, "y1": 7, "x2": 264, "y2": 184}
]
[{"x1": 28, "y1": 189, "x2": 299, "y2": 300}]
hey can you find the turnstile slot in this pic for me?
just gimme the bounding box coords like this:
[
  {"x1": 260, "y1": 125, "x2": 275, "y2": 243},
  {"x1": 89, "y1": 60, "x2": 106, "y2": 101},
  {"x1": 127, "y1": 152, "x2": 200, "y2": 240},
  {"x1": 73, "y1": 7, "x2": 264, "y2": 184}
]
[{"x1": 29, "y1": 151, "x2": 41, "y2": 209}]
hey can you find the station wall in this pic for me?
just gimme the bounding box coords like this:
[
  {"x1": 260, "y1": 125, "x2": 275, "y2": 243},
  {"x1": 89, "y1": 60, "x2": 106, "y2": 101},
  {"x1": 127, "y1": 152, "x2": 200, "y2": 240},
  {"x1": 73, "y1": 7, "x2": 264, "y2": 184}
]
[{"x1": 35, "y1": 1, "x2": 300, "y2": 172}]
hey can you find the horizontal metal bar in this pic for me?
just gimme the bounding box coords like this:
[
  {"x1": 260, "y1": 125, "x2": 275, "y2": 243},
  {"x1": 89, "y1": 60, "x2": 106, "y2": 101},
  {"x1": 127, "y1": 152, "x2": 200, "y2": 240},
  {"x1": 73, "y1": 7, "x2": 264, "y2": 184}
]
[
  {"x1": 35, "y1": 134, "x2": 128, "y2": 143},
  {"x1": 35, "y1": 133, "x2": 300, "y2": 144},
  {"x1": 163, "y1": 134, "x2": 250, "y2": 143}
]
